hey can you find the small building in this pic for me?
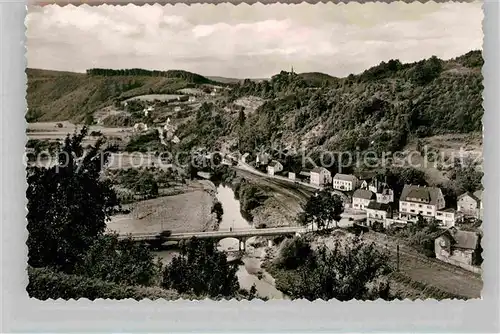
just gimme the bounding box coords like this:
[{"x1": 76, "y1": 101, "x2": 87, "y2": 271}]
[
  {"x1": 398, "y1": 184, "x2": 445, "y2": 221},
  {"x1": 256, "y1": 153, "x2": 270, "y2": 167},
  {"x1": 177, "y1": 95, "x2": 189, "y2": 102},
  {"x1": 188, "y1": 96, "x2": 196, "y2": 102},
  {"x1": 332, "y1": 174, "x2": 358, "y2": 191},
  {"x1": 359, "y1": 180, "x2": 369, "y2": 189},
  {"x1": 267, "y1": 160, "x2": 283, "y2": 176},
  {"x1": 288, "y1": 172, "x2": 296, "y2": 181},
  {"x1": 352, "y1": 189, "x2": 376, "y2": 211},
  {"x1": 310, "y1": 167, "x2": 332, "y2": 187},
  {"x1": 366, "y1": 201, "x2": 393, "y2": 228},
  {"x1": 457, "y1": 190, "x2": 483, "y2": 219},
  {"x1": 369, "y1": 179, "x2": 394, "y2": 204},
  {"x1": 435, "y1": 228, "x2": 480, "y2": 268},
  {"x1": 435, "y1": 208, "x2": 457, "y2": 228}
]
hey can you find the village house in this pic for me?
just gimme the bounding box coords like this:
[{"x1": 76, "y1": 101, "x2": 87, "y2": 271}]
[
  {"x1": 435, "y1": 208, "x2": 457, "y2": 228},
  {"x1": 255, "y1": 153, "x2": 270, "y2": 167},
  {"x1": 288, "y1": 172, "x2": 296, "y2": 181},
  {"x1": 365, "y1": 201, "x2": 393, "y2": 228},
  {"x1": 398, "y1": 184, "x2": 445, "y2": 222},
  {"x1": 359, "y1": 180, "x2": 369, "y2": 189},
  {"x1": 310, "y1": 167, "x2": 332, "y2": 187},
  {"x1": 457, "y1": 190, "x2": 483, "y2": 219},
  {"x1": 267, "y1": 160, "x2": 283, "y2": 176},
  {"x1": 368, "y1": 179, "x2": 394, "y2": 204},
  {"x1": 352, "y1": 189, "x2": 376, "y2": 211},
  {"x1": 332, "y1": 174, "x2": 358, "y2": 191},
  {"x1": 435, "y1": 227, "x2": 480, "y2": 269}
]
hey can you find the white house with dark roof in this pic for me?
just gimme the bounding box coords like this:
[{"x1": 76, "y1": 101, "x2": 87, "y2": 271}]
[
  {"x1": 398, "y1": 184, "x2": 445, "y2": 222},
  {"x1": 366, "y1": 201, "x2": 393, "y2": 227},
  {"x1": 352, "y1": 189, "x2": 376, "y2": 211},
  {"x1": 267, "y1": 160, "x2": 283, "y2": 176},
  {"x1": 457, "y1": 190, "x2": 483, "y2": 219},
  {"x1": 310, "y1": 167, "x2": 332, "y2": 187},
  {"x1": 333, "y1": 174, "x2": 358, "y2": 191}
]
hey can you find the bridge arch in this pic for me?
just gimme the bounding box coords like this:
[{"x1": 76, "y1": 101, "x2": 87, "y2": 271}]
[{"x1": 218, "y1": 237, "x2": 245, "y2": 252}]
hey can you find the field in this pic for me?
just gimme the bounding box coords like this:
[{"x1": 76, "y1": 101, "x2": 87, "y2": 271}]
[
  {"x1": 27, "y1": 121, "x2": 133, "y2": 145},
  {"x1": 363, "y1": 231, "x2": 482, "y2": 299},
  {"x1": 107, "y1": 181, "x2": 218, "y2": 235},
  {"x1": 124, "y1": 94, "x2": 186, "y2": 103}
]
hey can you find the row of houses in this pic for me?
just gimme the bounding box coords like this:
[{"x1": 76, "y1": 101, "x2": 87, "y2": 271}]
[{"x1": 355, "y1": 183, "x2": 483, "y2": 230}]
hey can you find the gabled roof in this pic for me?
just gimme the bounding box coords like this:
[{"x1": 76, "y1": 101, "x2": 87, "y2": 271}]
[
  {"x1": 268, "y1": 160, "x2": 282, "y2": 167},
  {"x1": 333, "y1": 173, "x2": 357, "y2": 182},
  {"x1": 353, "y1": 189, "x2": 376, "y2": 200},
  {"x1": 311, "y1": 167, "x2": 330, "y2": 174},
  {"x1": 400, "y1": 184, "x2": 442, "y2": 205},
  {"x1": 440, "y1": 228, "x2": 479, "y2": 250},
  {"x1": 366, "y1": 201, "x2": 391, "y2": 211}
]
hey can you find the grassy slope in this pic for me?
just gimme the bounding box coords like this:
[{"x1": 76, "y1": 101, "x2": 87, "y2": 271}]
[{"x1": 27, "y1": 68, "x2": 209, "y2": 122}]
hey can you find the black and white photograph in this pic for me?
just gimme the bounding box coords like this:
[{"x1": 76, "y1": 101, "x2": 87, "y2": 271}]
[{"x1": 24, "y1": 1, "x2": 484, "y2": 301}]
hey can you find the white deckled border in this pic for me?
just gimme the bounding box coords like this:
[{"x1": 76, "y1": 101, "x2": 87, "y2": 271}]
[{"x1": 1, "y1": 0, "x2": 499, "y2": 332}]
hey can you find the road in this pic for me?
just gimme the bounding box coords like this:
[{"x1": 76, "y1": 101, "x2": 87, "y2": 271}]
[
  {"x1": 118, "y1": 226, "x2": 306, "y2": 242},
  {"x1": 235, "y1": 157, "x2": 348, "y2": 202}
]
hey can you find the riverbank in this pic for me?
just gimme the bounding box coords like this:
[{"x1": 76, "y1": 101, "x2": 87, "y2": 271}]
[
  {"x1": 107, "y1": 179, "x2": 219, "y2": 234},
  {"x1": 229, "y1": 169, "x2": 312, "y2": 228}
]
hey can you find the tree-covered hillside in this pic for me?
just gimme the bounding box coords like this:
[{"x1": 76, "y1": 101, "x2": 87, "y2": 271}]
[
  {"x1": 26, "y1": 68, "x2": 215, "y2": 122},
  {"x1": 229, "y1": 51, "x2": 483, "y2": 154}
]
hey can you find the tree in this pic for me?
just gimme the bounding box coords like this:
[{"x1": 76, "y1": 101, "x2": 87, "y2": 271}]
[
  {"x1": 75, "y1": 234, "x2": 160, "y2": 287},
  {"x1": 277, "y1": 237, "x2": 391, "y2": 301},
  {"x1": 27, "y1": 127, "x2": 119, "y2": 273},
  {"x1": 238, "y1": 108, "x2": 246, "y2": 126},
  {"x1": 302, "y1": 190, "x2": 344, "y2": 230},
  {"x1": 275, "y1": 237, "x2": 314, "y2": 270},
  {"x1": 211, "y1": 201, "x2": 224, "y2": 223},
  {"x1": 162, "y1": 237, "x2": 239, "y2": 298}
]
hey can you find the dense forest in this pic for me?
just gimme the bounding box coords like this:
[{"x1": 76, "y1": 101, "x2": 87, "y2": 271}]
[
  {"x1": 86, "y1": 68, "x2": 213, "y2": 84},
  {"x1": 224, "y1": 51, "x2": 483, "y2": 155}
]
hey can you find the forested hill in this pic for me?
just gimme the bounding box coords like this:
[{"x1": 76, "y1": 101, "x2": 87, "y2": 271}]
[
  {"x1": 26, "y1": 68, "x2": 215, "y2": 122},
  {"x1": 230, "y1": 50, "x2": 483, "y2": 154}
]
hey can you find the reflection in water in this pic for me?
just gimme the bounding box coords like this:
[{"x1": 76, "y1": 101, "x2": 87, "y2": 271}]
[
  {"x1": 155, "y1": 184, "x2": 285, "y2": 300},
  {"x1": 215, "y1": 185, "x2": 285, "y2": 300}
]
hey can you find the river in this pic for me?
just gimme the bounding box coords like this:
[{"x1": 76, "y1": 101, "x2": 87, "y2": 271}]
[{"x1": 155, "y1": 184, "x2": 285, "y2": 300}]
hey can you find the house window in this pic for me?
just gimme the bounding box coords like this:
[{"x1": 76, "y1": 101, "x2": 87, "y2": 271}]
[
  {"x1": 426, "y1": 212, "x2": 432, "y2": 216},
  {"x1": 410, "y1": 209, "x2": 415, "y2": 213},
  {"x1": 419, "y1": 204, "x2": 422, "y2": 208},
  {"x1": 419, "y1": 210, "x2": 423, "y2": 214},
  {"x1": 427, "y1": 205, "x2": 432, "y2": 209},
  {"x1": 402, "y1": 202, "x2": 407, "y2": 206},
  {"x1": 410, "y1": 203, "x2": 415, "y2": 207}
]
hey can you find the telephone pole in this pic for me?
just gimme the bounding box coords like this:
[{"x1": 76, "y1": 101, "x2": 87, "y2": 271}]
[{"x1": 396, "y1": 244, "x2": 400, "y2": 272}]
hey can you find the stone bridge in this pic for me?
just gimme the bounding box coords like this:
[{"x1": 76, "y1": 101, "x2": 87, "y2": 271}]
[{"x1": 117, "y1": 226, "x2": 306, "y2": 251}]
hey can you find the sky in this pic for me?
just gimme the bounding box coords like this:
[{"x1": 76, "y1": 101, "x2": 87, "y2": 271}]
[{"x1": 26, "y1": 2, "x2": 483, "y2": 79}]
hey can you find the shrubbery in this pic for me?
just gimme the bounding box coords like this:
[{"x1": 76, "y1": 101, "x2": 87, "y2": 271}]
[
  {"x1": 27, "y1": 267, "x2": 180, "y2": 301},
  {"x1": 162, "y1": 238, "x2": 239, "y2": 297}
]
